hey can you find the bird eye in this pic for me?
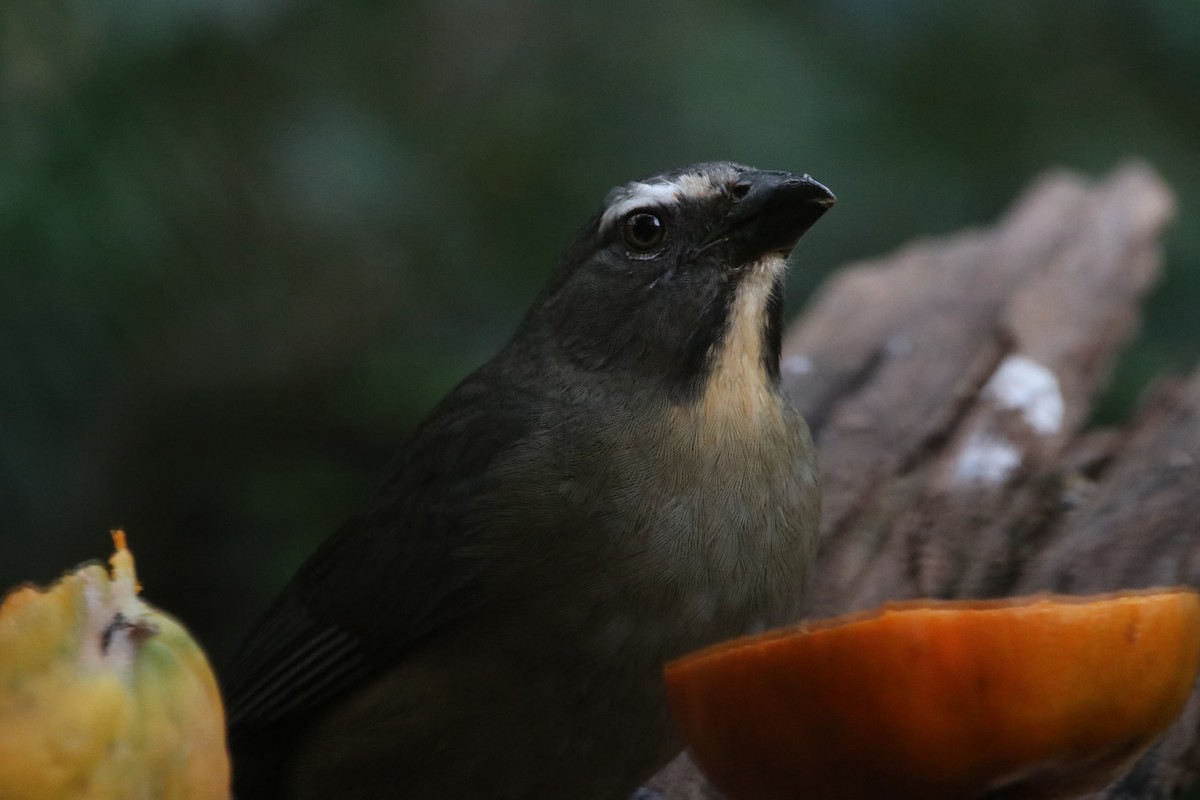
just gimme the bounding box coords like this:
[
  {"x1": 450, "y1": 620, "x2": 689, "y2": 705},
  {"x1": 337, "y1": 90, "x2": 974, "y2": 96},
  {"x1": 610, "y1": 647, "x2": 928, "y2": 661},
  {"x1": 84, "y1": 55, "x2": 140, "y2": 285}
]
[{"x1": 622, "y1": 212, "x2": 665, "y2": 251}]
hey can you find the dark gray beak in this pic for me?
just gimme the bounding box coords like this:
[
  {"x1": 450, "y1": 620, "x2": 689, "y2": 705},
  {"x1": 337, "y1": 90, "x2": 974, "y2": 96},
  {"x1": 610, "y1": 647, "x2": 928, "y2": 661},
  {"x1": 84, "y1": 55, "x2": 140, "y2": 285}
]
[{"x1": 720, "y1": 171, "x2": 835, "y2": 262}]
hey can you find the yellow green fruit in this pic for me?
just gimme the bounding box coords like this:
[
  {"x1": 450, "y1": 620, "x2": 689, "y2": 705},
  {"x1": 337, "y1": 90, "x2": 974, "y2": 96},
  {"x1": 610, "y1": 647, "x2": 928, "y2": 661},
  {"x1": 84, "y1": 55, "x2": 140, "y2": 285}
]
[{"x1": 0, "y1": 532, "x2": 230, "y2": 799}]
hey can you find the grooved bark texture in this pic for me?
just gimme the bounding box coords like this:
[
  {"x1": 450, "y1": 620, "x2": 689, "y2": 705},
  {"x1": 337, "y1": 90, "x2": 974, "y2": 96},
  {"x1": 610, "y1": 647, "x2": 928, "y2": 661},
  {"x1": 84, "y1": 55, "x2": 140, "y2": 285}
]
[{"x1": 647, "y1": 163, "x2": 1198, "y2": 800}]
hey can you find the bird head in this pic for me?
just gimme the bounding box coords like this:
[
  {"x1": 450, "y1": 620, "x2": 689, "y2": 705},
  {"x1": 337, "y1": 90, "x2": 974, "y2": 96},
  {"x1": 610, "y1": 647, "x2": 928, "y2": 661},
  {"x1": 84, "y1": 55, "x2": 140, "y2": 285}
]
[{"x1": 520, "y1": 162, "x2": 835, "y2": 403}]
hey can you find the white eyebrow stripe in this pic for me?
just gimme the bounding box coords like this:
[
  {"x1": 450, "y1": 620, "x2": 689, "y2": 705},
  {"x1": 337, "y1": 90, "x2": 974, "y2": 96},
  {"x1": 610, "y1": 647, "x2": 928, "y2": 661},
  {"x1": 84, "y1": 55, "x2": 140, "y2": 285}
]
[
  {"x1": 600, "y1": 182, "x2": 682, "y2": 230},
  {"x1": 672, "y1": 172, "x2": 719, "y2": 201}
]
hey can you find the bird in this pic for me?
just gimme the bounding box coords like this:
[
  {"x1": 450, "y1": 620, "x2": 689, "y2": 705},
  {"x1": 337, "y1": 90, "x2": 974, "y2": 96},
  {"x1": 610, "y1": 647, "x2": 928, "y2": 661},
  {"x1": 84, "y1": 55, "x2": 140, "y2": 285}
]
[{"x1": 223, "y1": 162, "x2": 834, "y2": 799}]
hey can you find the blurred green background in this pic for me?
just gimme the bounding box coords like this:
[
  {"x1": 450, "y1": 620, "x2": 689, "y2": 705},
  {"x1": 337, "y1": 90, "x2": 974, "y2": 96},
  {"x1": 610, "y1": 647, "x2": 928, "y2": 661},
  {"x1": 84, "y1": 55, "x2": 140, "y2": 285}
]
[{"x1": 3, "y1": 0, "x2": 1198, "y2": 668}]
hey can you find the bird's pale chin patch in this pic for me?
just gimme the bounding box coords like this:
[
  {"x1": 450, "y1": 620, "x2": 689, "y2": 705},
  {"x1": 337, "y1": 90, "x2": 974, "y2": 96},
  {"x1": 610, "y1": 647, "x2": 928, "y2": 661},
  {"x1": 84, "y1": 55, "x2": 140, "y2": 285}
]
[
  {"x1": 687, "y1": 254, "x2": 786, "y2": 435},
  {"x1": 748, "y1": 252, "x2": 789, "y2": 279}
]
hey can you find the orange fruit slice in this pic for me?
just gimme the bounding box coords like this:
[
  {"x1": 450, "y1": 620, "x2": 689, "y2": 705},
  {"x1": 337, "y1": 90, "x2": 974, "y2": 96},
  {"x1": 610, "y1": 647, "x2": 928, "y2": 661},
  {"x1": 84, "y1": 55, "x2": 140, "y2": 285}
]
[{"x1": 666, "y1": 591, "x2": 1200, "y2": 800}]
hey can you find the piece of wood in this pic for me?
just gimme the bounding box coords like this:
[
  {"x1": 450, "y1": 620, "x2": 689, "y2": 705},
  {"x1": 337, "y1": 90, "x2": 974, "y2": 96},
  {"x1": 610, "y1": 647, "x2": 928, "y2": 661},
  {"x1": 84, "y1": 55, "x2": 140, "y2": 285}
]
[{"x1": 647, "y1": 162, "x2": 1191, "y2": 799}]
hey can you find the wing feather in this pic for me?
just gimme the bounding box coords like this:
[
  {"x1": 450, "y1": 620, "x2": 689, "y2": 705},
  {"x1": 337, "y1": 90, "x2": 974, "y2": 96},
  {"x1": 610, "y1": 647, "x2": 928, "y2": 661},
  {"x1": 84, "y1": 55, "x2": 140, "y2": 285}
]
[{"x1": 223, "y1": 379, "x2": 538, "y2": 740}]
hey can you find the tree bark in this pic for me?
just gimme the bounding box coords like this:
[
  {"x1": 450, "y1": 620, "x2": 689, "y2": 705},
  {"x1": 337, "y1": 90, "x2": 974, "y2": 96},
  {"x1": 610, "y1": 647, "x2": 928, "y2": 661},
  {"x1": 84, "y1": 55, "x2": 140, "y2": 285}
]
[{"x1": 648, "y1": 162, "x2": 1196, "y2": 799}]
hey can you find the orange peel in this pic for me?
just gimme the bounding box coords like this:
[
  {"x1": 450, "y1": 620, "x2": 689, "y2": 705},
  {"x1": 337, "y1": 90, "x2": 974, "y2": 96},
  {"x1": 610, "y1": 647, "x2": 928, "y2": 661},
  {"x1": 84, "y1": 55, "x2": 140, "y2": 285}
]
[{"x1": 665, "y1": 590, "x2": 1200, "y2": 800}]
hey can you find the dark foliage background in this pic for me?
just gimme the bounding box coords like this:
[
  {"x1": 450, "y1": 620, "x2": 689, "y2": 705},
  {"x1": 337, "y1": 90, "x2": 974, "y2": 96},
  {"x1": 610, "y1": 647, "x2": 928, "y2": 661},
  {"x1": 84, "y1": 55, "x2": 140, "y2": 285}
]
[{"x1": 3, "y1": 0, "x2": 1198, "y2": 669}]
